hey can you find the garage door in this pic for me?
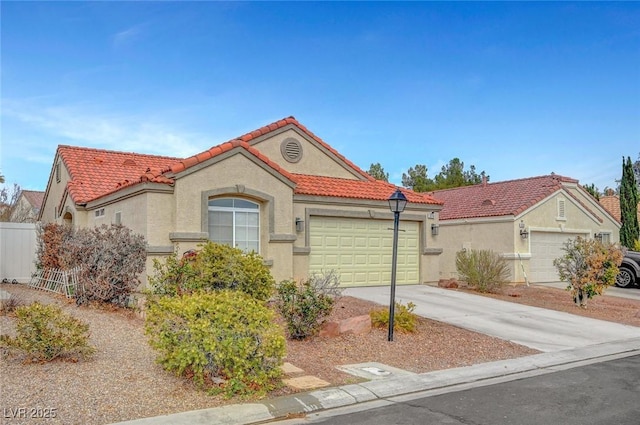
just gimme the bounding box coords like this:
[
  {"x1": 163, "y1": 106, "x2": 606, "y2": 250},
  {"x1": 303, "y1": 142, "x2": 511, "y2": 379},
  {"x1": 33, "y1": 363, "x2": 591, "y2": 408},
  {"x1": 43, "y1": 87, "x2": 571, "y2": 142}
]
[
  {"x1": 529, "y1": 232, "x2": 586, "y2": 283},
  {"x1": 309, "y1": 217, "x2": 419, "y2": 287}
]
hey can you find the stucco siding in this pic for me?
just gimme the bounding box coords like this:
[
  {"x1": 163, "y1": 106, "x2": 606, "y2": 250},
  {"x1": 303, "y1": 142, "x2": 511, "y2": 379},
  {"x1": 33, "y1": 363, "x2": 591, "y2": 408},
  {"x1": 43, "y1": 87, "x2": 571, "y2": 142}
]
[
  {"x1": 172, "y1": 154, "x2": 296, "y2": 282},
  {"x1": 251, "y1": 129, "x2": 359, "y2": 179},
  {"x1": 145, "y1": 192, "x2": 174, "y2": 246},
  {"x1": 438, "y1": 220, "x2": 515, "y2": 280},
  {"x1": 40, "y1": 157, "x2": 72, "y2": 224}
]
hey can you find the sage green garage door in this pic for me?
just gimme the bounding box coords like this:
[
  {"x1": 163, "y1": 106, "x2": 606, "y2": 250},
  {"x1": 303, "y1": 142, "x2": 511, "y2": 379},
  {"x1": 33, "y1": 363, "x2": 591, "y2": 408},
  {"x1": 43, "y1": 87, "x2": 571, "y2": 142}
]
[{"x1": 309, "y1": 217, "x2": 419, "y2": 287}]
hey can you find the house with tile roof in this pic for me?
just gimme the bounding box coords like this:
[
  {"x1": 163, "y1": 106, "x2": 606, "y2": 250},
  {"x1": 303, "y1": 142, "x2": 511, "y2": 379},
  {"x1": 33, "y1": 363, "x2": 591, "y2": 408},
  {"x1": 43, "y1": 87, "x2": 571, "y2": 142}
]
[
  {"x1": 39, "y1": 117, "x2": 443, "y2": 286},
  {"x1": 599, "y1": 190, "x2": 640, "y2": 225},
  {"x1": 429, "y1": 174, "x2": 620, "y2": 284},
  {"x1": 9, "y1": 190, "x2": 45, "y2": 223}
]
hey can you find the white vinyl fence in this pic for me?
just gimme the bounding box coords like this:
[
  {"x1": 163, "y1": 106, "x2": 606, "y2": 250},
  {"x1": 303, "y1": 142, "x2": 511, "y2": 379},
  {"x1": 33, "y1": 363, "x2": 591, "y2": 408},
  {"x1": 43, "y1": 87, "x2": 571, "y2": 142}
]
[{"x1": 0, "y1": 222, "x2": 38, "y2": 283}]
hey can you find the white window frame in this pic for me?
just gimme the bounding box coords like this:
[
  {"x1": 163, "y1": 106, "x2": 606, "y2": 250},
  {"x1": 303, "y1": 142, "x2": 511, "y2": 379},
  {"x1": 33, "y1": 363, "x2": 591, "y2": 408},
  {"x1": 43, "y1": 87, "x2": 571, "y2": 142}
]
[
  {"x1": 95, "y1": 208, "x2": 105, "y2": 218},
  {"x1": 208, "y1": 198, "x2": 260, "y2": 253}
]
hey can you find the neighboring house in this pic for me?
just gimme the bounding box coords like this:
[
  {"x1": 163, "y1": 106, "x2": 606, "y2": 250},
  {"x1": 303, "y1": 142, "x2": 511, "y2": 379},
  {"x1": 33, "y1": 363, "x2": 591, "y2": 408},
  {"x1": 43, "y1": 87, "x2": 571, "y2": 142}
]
[
  {"x1": 599, "y1": 191, "x2": 640, "y2": 225},
  {"x1": 430, "y1": 175, "x2": 620, "y2": 284},
  {"x1": 10, "y1": 190, "x2": 45, "y2": 222},
  {"x1": 39, "y1": 117, "x2": 443, "y2": 287}
]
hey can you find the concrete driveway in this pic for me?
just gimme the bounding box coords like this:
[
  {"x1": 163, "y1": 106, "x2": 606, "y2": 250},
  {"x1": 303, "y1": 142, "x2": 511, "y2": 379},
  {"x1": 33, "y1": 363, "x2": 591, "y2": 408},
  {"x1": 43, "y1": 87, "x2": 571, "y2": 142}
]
[
  {"x1": 535, "y1": 281, "x2": 640, "y2": 301},
  {"x1": 343, "y1": 285, "x2": 640, "y2": 352}
]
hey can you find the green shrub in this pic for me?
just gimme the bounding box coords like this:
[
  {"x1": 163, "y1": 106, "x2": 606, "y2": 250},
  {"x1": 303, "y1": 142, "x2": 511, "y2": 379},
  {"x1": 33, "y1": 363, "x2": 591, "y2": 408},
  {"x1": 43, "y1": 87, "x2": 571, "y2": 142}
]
[
  {"x1": 455, "y1": 249, "x2": 510, "y2": 293},
  {"x1": 148, "y1": 248, "x2": 200, "y2": 297},
  {"x1": 149, "y1": 242, "x2": 275, "y2": 301},
  {"x1": 0, "y1": 302, "x2": 95, "y2": 361},
  {"x1": 370, "y1": 301, "x2": 418, "y2": 333},
  {"x1": 276, "y1": 270, "x2": 342, "y2": 340},
  {"x1": 145, "y1": 290, "x2": 285, "y2": 397}
]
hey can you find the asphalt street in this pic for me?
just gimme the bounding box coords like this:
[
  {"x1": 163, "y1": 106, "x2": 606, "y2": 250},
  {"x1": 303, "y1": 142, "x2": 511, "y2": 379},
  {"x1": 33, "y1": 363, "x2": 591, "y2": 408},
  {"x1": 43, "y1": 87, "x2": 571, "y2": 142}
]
[{"x1": 288, "y1": 354, "x2": 640, "y2": 425}]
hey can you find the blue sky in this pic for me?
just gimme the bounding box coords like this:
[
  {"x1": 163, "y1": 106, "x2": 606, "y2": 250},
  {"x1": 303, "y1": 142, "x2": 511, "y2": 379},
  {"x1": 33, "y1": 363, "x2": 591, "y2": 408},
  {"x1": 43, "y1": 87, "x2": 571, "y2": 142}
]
[{"x1": 2, "y1": 1, "x2": 639, "y2": 193}]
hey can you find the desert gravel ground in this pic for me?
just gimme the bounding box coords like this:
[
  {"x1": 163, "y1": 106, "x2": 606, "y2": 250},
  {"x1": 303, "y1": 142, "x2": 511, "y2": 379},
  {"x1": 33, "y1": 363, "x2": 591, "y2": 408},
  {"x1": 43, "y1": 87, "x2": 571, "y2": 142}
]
[{"x1": 1, "y1": 283, "x2": 638, "y2": 425}]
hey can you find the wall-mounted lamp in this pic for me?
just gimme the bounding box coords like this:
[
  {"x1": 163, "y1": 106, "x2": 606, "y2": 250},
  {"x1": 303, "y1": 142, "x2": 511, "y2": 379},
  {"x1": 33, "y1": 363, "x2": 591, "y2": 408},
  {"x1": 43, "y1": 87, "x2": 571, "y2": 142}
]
[
  {"x1": 519, "y1": 220, "x2": 528, "y2": 239},
  {"x1": 295, "y1": 217, "x2": 305, "y2": 233},
  {"x1": 431, "y1": 223, "x2": 439, "y2": 236}
]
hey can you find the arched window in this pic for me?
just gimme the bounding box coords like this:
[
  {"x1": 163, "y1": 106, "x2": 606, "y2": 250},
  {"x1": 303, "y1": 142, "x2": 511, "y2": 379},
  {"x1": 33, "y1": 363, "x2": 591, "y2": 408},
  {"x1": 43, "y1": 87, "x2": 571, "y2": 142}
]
[{"x1": 208, "y1": 198, "x2": 260, "y2": 253}]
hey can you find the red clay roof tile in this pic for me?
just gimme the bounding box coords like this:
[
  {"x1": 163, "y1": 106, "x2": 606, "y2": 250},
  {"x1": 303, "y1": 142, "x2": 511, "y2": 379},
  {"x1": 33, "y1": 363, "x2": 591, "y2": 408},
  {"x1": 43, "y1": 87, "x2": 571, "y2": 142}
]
[
  {"x1": 21, "y1": 190, "x2": 45, "y2": 210},
  {"x1": 55, "y1": 117, "x2": 432, "y2": 206},
  {"x1": 57, "y1": 145, "x2": 180, "y2": 204},
  {"x1": 292, "y1": 174, "x2": 441, "y2": 205},
  {"x1": 430, "y1": 174, "x2": 591, "y2": 220}
]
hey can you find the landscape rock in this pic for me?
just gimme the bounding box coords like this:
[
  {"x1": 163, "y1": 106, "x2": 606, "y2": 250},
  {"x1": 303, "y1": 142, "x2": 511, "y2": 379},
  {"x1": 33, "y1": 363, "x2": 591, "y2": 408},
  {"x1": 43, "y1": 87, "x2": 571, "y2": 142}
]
[
  {"x1": 438, "y1": 279, "x2": 459, "y2": 289},
  {"x1": 339, "y1": 314, "x2": 371, "y2": 335},
  {"x1": 319, "y1": 321, "x2": 340, "y2": 338}
]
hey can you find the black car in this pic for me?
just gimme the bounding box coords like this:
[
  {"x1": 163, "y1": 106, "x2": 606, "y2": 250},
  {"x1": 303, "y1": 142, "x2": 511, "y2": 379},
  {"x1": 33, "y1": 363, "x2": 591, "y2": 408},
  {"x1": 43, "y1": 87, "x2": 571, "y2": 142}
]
[{"x1": 616, "y1": 250, "x2": 640, "y2": 288}]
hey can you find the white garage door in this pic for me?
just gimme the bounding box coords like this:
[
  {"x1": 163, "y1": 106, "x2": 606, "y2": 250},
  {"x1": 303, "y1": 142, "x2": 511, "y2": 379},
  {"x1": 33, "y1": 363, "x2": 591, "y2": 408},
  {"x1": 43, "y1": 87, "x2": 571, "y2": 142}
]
[
  {"x1": 309, "y1": 217, "x2": 420, "y2": 287},
  {"x1": 529, "y1": 232, "x2": 586, "y2": 283}
]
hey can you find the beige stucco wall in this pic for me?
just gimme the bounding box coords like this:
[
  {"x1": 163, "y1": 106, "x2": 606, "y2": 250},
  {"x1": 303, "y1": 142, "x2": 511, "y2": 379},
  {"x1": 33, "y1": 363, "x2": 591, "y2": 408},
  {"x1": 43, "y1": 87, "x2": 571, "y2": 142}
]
[
  {"x1": 251, "y1": 128, "x2": 359, "y2": 179},
  {"x1": 438, "y1": 219, "x2": 515, "y2": 281},
  {"x1": 171, "y1": 153, "x2": 296, "y2": 282},
  {"x1": 40, "y1": 156, "x2": 70, "y2": 224}
]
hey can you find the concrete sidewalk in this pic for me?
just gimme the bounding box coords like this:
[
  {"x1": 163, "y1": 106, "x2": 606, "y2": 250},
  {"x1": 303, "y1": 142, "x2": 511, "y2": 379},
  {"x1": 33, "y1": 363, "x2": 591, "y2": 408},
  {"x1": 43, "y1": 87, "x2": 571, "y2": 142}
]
[{"x1": 343, "y1": 285, "x2": 640, "y2": 352}]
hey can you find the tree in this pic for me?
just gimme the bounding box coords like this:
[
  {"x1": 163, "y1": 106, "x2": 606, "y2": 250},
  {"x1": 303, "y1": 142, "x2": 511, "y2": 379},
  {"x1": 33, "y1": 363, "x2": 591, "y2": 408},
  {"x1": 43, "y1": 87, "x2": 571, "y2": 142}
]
[
  {"x1": 0, "y1": 183, "x2": 22, "y2": 222},
  {"x1": 432, "y1": 158, "x2": 487, "y2": 190},
  {"x1": 402, "y1": 159, "x2": 488, "y2": 192},
  {"x1": 401, "y1": 164, "x2": 433, "y2": 192},
  {"x1": 634, "y1": 152, "x2": 640, "y2": 192},
  {"x1": 620, "y1": 156, "x2": 640, "y2": 249},
  {"x1": 553, "y1": 237, "x2": 623, "y2": 308},
  {"x1": 0, "y1": 172, "x2": 4, "y2": 184},
  {"x1": 583, "y1": 183, "x2": 601, "y2": 200},
  {"x1": 367, "y1": 163, "x2": 389, "y2": 182}
]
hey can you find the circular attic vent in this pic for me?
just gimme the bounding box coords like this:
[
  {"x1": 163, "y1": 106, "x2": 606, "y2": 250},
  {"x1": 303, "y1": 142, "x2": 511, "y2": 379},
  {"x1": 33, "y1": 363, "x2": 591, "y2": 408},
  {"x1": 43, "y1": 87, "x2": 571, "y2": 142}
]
[{"x1": 280, "y1": 138, "x2": 303, "y2": 163}]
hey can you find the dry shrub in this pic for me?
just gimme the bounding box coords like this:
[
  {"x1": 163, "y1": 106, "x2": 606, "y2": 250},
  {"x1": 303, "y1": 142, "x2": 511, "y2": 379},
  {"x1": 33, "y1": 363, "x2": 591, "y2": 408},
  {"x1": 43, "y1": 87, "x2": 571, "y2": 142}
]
[
  {"x1": 0, "y1": 293, "x2": 26, "y2": 315},
  {"x1": 36, "y1": 223, "x2": 146, "y2": 307},
  {"x1": 36, "y1": 223, "x2": 74, "y2": 270},
  {"x1": 68, "y1": 225, "x2": 146, "y2": 306},
  {"x1": 456, "y1": 249, "x2": 510, "y2": 293}
]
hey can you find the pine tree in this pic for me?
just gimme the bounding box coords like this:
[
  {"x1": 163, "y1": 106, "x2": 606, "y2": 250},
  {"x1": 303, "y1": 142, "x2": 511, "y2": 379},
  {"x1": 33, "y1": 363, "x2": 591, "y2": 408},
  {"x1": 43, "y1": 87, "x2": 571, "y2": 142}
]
[{"x1": 620, "y1": 156, "x2": 640, "y2": 249}]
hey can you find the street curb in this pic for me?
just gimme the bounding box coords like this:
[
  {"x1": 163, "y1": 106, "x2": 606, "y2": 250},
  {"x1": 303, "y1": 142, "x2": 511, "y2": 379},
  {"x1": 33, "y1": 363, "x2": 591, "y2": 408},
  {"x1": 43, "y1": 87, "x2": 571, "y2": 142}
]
[{"x1": 111, "y1": 337, "x2": 640, "y2": 425}]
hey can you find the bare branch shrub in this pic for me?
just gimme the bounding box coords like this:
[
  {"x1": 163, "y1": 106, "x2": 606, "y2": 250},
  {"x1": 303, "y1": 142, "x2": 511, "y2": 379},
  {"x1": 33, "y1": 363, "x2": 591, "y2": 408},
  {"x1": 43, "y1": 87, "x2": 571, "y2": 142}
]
[
  {"x1": 0, "y1": 293, "x2": 26, "y2": 315},
  {"x1": 35, "y1": 223, "x2": 74, "y2": 270},
  {"x1": 36, "y1": 223, "x2": 146, "y2": 306},
  {"x1": 66, "y1": 225, "x2": 146, "y2": 306}
]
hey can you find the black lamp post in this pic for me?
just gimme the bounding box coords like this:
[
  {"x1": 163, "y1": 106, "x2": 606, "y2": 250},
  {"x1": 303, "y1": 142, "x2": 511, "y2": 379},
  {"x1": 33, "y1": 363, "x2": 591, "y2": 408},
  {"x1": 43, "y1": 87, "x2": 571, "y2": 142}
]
[{"x1": 387, "y1": 188, "x2": 408, "y2": 342}]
